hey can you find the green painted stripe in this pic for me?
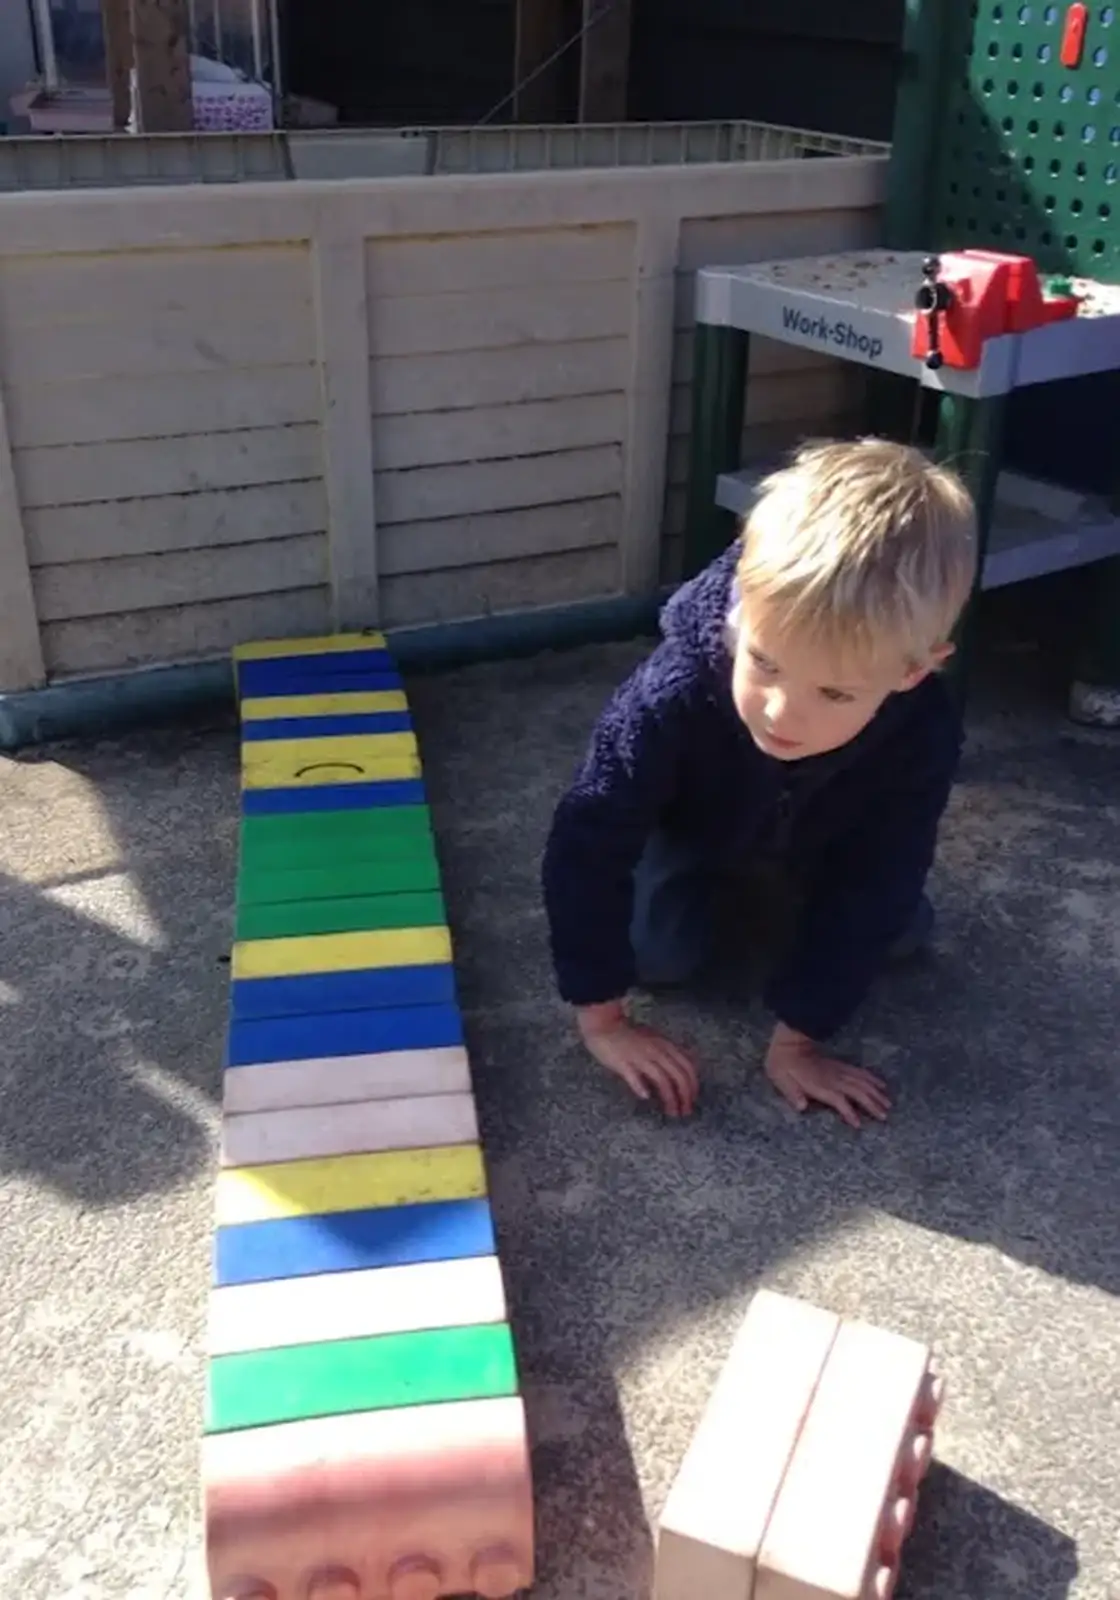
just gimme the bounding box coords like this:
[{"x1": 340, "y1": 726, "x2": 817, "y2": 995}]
[
  {"x1": 238, "y1": 848, "x2": 441, "y2": 907},
  {"x1": 236, "y1": 887, "x2": 447, "y2": 941},
  {"x1": 206, "y1": 1321, "x2": 517, "y2": 1433},
  {"x1": 239, "y1": 805, "x2": 434, "y2": 866}
]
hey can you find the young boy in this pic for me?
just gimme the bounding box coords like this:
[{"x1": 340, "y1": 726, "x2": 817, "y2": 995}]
[{"x1": 541, "y1": 438, "x2": 976, "y2": 1130}]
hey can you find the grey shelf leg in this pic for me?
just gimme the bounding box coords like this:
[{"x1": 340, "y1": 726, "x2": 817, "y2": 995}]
[
  {"x1": 933, "y1": 390, "x2": 1007, "y2": 708},
  {"x1": 682, "y1": 322, "x2": 750, "y2": 579}
]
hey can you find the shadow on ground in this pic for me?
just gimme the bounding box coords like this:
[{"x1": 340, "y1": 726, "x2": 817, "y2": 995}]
[{"x1": 0, "y1": 578, "x2": 1115, "y2": 1598}]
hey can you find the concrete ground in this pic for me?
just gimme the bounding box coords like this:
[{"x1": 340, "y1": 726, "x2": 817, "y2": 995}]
[{"x1": 0, "y1": 593, "x2": 1117, "y2": 1600}]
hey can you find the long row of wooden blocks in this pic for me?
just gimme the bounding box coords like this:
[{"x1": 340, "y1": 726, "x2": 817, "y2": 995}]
[
  {"x1": 203, "y1": 632, "x2": 534, "y2": 1600},
  {"x1": 656, "y1": 1290, "x2": 943, "y2": 1600}
]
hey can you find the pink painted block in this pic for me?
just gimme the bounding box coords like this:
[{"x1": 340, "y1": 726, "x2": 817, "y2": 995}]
[
  {"x1": 655, "y1": 1291, "x2": 840, "y2": 1600},
  {"x1": 207, "y1": 1256, "x2": 508, "y2": 1357},
  {"x1": 755, "y1": 1319, "x2": 939, "y2": 1600},
  {"x1": 204, "y1": 1395, "x2": 533, "y2": 1600},
  {"x1": 220, "y1": 1093, "x2": 478, "y2": 1169},
  {"x1": 223, "y1": 1048, "x2": 472, "y2": 1115}
]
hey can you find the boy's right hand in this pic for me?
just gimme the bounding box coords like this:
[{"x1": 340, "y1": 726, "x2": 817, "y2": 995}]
[{"x1": 576, "y1": 1000, "x2": 699, "y2": 1118}]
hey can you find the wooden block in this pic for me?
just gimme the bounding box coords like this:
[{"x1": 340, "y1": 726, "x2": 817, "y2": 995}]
[
  {"x1": 755, "y1": 1319, "x2": 934, "y2": 1600},
  {"x1": 214, "y1": 1196, "x2": 495, "y2": 1287},
  {"x1": 234, "y1": 632, "x2": 389, "y2": 661},
  {"x1": 220, "y1": 1091, "x2": 479, "y2": 1167},
  {"x1": 238, "y1": 853, "x2": 440, "y2": 907},
  {"x1": 241, "y1": 689, "x2": 409, "y2": 721},
  {"x1": 216, "y1": 1144, "x2": 486, "y2": 1225},
  {"x1": 242, "y1": 778, "x2": 427, "y2": 815},
  {"x1": 237, "y1": 667, "x2": 405, "y2": 702},
  {"x1": 223, "y1": 1044, "x2": 471, "y2": 1114},
  {"x1": 226, "y1": 1003, "x2": 464, "y2": 1068},
  {"x1": 206, "y1": 1321, "x2": 518, "y2": 1433},
  {"x1": 229, "y1": 962, "x2": 455, "y2": 1022},
  {"x1": 236, "y1": 889, "x2": 447, "y2": 943},
  {"x1": 204, "y1": 1395, "x2": 534, "y2": 1600},
  {"x1": 239, "y1": 803, "x2": 433, "y2": 867},
  {"x1": 243, "y1": 711, "x2": 414, "y2": 741},
  {"x1": 232, "y1": 926, "x2": 451, "y2": 981},
  {"x1": 230, "y1": 923, "x2": 449, "y2": 981},
  {"x1": 208, "y1": 1254, "x2": 509, "y2": 1355},
  {"x1": 656, "y1": 1290, "x2": 840, "y2": 1600},
  {"x1": 241, "y1": 733, "x2": 420, "y2": 792}
]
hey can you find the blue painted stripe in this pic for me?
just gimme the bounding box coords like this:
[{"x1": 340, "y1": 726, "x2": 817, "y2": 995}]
[
  {"x1": 241, "y1": 711, "x2": 414, "y2": 741},
  {"x1": 214, "y1": 1196, "x2": 495, "y2": 1287},
  {"x1": 230, "y1": 962, "x2": 456, "y2": 1021},
  {"x1": 226, "y1": 1001, "x2": 464, "y2": 1066},
  {"x1": 237, "y1": 659, "x2": 400, "y2": 697},
  {"x1": 241, "y1": 778, "x2": 427, "y2": 815}
]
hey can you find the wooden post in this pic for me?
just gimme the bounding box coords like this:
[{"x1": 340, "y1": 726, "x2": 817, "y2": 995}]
[
  {"x1": 512, "y1": 0, "x2": 566, "y2": 123},
  {"x1": 0, "y1": 382, "x2": 46, "y2": 692},
  {"x1": 129, "y1": 0, "x2": 192, "y2": 133},
  {"x1": 313, "y1": 215, "x2": 380, "y2": 629},
  {"x1": 101, "y1": 0, "x2": 133, "y2": 130},
  {"x1": 578, "y1": 0, "x2": 632, "y2": 123}
]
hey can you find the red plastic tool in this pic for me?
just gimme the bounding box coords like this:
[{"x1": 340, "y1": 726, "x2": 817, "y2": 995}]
[
  {"x1": 1060, "y1": 3, "x2": 1088, "y2": 68},
  {"x1": 911, "y1": 250, "x2": 1080, "y2": 370}
]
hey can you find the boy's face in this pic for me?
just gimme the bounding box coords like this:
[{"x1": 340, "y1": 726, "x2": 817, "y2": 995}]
[{"x1": 731, "y1": 606, "x2": 948, "y2": 761}]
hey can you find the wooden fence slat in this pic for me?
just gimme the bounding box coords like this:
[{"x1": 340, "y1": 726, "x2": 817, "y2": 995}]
[{"x1": 0, "y1": 379, "x2": 44, "y2": 690}]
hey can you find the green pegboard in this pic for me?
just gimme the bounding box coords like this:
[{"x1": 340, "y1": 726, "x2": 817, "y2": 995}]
[{"x1": 893, "y1": 2, "x2": 1120, "y2": 283}]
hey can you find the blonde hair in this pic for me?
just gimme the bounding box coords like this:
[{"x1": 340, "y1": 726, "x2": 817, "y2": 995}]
[{"x1": 736, "y1": 438, "x2": 977, "y2": 668}]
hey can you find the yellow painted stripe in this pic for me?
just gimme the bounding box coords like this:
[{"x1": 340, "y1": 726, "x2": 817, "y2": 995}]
[
  {"x1": 215, "y1": 1144, "x2": 486, "y2": 1225},
  {"x1": 232, "y1": 923, "x2": 452, "y2": 979},
  {"x1": 242, "y1": 751, "x2": 421, "y2": 790},
  {"x1": 241, "y1": 732, "x2": 420, "y2": 790},
  {"x1": 241, "y1": 690, "x2": 409, "y2": 721},
  {"x1": 234, "y1": 632, "x2": 387, "y2": 662}
]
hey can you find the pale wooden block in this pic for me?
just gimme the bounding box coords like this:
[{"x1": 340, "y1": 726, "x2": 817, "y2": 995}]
[
  {"x1": 204, "y1": 1395, "x2": 534, "y2": 1600},
  {"x1": 223, "y1": 1046, "x2": 472, "y2": 1114},
  {"x1": 655, "y1": 1290, "x2": 840, "y2": 1600},
  {"x1": 755, "y1": 1320, "x2": 932, "y2": 1600},
  {"x1": 208, "y1": 1255, "x2": 508, "y2": 1355},
  {"x1": 220, "y1": 1091, "x2": 478, "y2": 1168}
]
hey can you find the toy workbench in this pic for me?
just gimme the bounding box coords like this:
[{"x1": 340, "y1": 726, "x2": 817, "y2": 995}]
[{"x1": 683, "y1": 247, "x2": 1120, "y2": 607}]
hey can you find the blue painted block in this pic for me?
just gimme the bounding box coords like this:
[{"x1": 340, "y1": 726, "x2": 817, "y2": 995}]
[
  {"x1": 241, "y1": 712, "x2": 414, "y2": 741},
  {"x1": 236, "y1": 658, "x2": 400, "y2": 697},
  {"x1": 214, "y1": 1196, "x2": 495, "y2": 1286},
  {"x1": 226, "y1": 1001, "x2": 464, "y2": 1066},
  {"x1": 241, "y1": 778, "x2": 427, "y2": 815},
  {"x1": 230, "y1": 962, "x2": 456, "y2": 1021}
]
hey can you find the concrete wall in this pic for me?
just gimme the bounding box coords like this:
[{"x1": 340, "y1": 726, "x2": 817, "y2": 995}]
[{"x1": 0, "y1": 155, "x2": 886, "y2": 691}]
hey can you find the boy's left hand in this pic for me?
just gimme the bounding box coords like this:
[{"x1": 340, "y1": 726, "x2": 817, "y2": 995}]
[{"x1": 764, "y1": 1022, "x2": 890, "y2": 1130}]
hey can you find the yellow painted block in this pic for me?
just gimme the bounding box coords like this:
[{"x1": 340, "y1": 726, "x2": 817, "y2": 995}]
[
  {"x1": 240, "y1": 690, "x2": 409, "y2": 721},
  {"x1": 232, "y1": 923, "x2": 452, "y2": 979},
  {"x1": 215, "y1": 1143, "x2": 486, "y2": 1225},
  {"x1": 241, "y1": 731, "x2": 420, "y2": 790},
  {"x1": 234, "y1": 632, "x2": 387, "y2": 662}
]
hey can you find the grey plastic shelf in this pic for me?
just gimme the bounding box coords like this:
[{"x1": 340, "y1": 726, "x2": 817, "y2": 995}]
[{"x1": 715, "y1": 466, "x2": 1120, "y2": 592}]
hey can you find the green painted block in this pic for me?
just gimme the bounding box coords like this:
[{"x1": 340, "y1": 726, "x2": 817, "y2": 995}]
[
  {"x1": 239, "y1": 805, "x2": 434, "y2": 869},
  {"x1": 206, "y1": 1321, "x2": 518, "y2": 1434},
  {"x1": 236, "y1": 887, "x2": 447, "y2": 941},
  {"x1": 238, "y1": 848, "x2": 441, "y2": 907}
]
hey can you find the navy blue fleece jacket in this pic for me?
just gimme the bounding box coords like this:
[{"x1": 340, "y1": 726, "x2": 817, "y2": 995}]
[{"x1": 541, "y1": 541, "x2": 962, "y2": 1040}]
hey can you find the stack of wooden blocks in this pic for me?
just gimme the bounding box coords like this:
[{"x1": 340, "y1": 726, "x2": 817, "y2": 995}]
[
  {"x1": 202, "y1": 633, "x2": 534, "y2": 1600},
  {"x1": 656, "y1": 1290, "x2": 942, "y2": 1600}
]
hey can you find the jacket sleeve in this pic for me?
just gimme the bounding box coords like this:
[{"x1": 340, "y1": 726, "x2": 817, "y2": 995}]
[
  {"x1": 764, "y1": 702, "x2": 962, "y2": 1041},
  {"x1": 541, "y1": 648, "x2": 690, "y2": 1006}
]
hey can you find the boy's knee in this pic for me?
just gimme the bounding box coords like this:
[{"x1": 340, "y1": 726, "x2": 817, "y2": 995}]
[{"x1": 633, "y1": 934, "x2": 708, "y2": 990}]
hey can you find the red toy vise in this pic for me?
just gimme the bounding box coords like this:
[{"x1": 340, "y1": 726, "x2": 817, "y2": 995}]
[{"x1": 912, "y1": 250, "x2": 1080, "y2": 371}]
